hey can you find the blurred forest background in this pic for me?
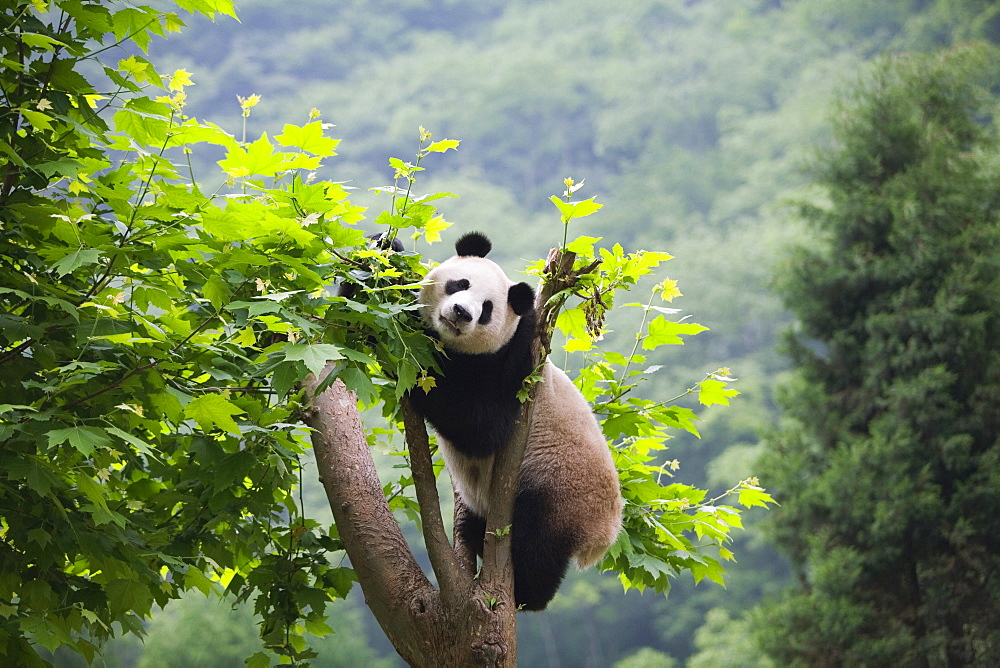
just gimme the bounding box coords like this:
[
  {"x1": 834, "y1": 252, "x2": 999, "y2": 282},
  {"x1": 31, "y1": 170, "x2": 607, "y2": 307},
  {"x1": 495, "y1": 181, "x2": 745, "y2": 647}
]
[{"x1": 66, "y1": 0, "x2": 999, "y2": 665}]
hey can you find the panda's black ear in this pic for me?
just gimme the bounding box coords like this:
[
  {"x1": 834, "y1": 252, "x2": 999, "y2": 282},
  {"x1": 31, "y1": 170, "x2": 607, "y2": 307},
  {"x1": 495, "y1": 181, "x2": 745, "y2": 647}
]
[
  {"x1": 508, "y1": 282, "x2": 535, "y2": 316},
  {"x1": 366, "y1": 232, "x2": 403, "y2": 252},
  {"x1": 455, "y1": 232, "x2": 492, "y2": 258}
]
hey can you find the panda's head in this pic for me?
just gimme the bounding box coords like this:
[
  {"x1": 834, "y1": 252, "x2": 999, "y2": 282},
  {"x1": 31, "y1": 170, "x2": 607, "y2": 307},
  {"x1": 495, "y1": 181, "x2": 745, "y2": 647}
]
[{"x1": 420, "y1": 232, "x2": 535, "y2": 355}]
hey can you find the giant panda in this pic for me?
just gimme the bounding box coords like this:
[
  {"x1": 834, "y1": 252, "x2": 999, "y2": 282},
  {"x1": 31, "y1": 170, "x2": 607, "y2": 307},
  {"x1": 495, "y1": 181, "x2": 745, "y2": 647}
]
[{"x1": 408, "y1": 231, "x2": 623, "y2": 611}]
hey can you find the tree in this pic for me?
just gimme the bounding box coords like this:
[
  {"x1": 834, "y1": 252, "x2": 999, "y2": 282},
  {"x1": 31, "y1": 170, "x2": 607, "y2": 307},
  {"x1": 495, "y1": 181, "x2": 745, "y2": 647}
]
[
  {"x1": 1, "y1": 2, "x2": 770, "y2": 664},
  {"x1": 755, "y1": 45, "x2": 1000, "y2": 666},
  {"x1": 1, "y1": 2, "x2": 362, "y2": 662}
]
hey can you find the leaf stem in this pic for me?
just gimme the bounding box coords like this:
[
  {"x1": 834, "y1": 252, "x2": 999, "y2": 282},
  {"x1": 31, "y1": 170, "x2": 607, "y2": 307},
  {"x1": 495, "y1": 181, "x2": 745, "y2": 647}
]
[{"x1": 609, "y1": 290, "x2": 657, "y2": 402}]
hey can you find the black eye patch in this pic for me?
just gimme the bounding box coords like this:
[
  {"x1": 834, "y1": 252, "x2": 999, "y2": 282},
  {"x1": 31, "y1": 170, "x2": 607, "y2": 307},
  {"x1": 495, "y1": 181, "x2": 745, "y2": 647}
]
[
  {"x1": 478, "y1": 300, "x2": 493, "y2": 325},
  {"x1": 445, "y1": 279, "x2": 470, "y2": 295}
]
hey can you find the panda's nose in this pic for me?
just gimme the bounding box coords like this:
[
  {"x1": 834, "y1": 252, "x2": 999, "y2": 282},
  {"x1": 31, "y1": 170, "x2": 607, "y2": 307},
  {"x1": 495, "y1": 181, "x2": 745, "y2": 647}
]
[{"x1": 453, "y1": 304, "x2": 473, "y2": 323}]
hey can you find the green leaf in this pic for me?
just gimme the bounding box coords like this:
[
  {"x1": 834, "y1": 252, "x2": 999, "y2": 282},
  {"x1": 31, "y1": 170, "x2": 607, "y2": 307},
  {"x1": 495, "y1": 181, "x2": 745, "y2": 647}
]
[
  {"x1": 641, "y1": 316, "x2": 708, "y2": 349},
  {"x1": 113, "y1": 108, "x2": 170, "y2": 147},
  {"x1": 422, "y1": 214, "x2": 451, "y2": 243},
  {"x1": 566, "y1": 235, "x2": 602, "y2": 256},
  {"x1": 202, "y1": 273, "x2": 231, "y2": 311},
  {"x1": 105, "y1": 579, "x2": 153, "y2": 617},
  {"x1": 246, "y1": 653, "x2": 271, "y2": 668},
  {"x1": 20, "y1": 109, "x2": 54, "y2": 132},
  {"x1": 216, "y1": 450, "x2": 255, "y2": 489},
  {"x1": 697, "y1": 378, "x2": 739, "y2": 407},
  {"x1": 563, "y1": 337, "x2": 594, "y2": 352},
  {"x1": 184, "y1": 393, "x2": 245, "y2": 434},
  {"x1": 689, "y1": 558, "x2": 726, "y2": 586},
  {"x1": 339, "y1": 366, "x2": 377, "y2": 405},
  {"x1": 174, "y1": 0, "x2": 239, "y2": 20},
  {"x1": 655, "y1": 406, "x2": 701, "y2": 437},
  {"x1": 20, "y1": 460, "x2": 59, "y2": 496},
  {"x1": 304, "y1": 617, "x2": 335, "y2": 637},
  {"x1": 74, "y1": 473, "x2": 122, "y2": 526},
  {"x1": 423, "y1": 139, "x2": 460, "y2": 153},
  {"x1": 19, "y1": 616, "x2": 73, "y2": 653},
  {"x1": 274, "y1": 122, "x2": 340, "y2": 156},
  {"x1": 116, "y1": 55, "x2": 159, "y2": 85},
  {"x1": 555, "y1": 307, "x2": 588, "y2": 338},
  {"x1": 48, "y1": 426, "x2": 111, "y2": 456},
  {"x1": 568, "y1": 198, "x2": 603, "y2": 217},
  {"x1": 0, "y1": 404, "x2": 36, "y2": 414},
  {"x1": 218, "y1": 133, "x2": 287, "y2": 177},
  {"x1": 396, "y1": 360, "x2": 418, "y2": 399},
  {"x1": 184, "y1": 567, "x2": 217, "y2": 596},
  {"x1": 550, "y1": 196, "x2": 574, "y2": 219},
  {"x1": 27, "y1": 528, "x2": 51, "y2": 548},
  {"x1": 168, "y1": 120, "x2": 238, "y2": 150},
  {"x1": 105, "y1": 426, "x2": 160, "y2": 461},
  {"x1": 19, "y1": 33, "x2": 67, "y2": 52},
  {"x1": 50, "y1": 249, "x2": 100, "y2": 277},
  {"x1": 550, "y1": 195, "x2": 603, "y2": 222},
  {"x1": 270, "y1": 360, "x2": 302, "y2": 398},
  {"x1": 281, "y1": 343, "x2": 345, "y2": 377},
  {"x1": 201, "y1": 210, "x2": 251, "y2": 241},
  {"x1": 737, "y1": 484, "x2": 775, "y2": 509}
]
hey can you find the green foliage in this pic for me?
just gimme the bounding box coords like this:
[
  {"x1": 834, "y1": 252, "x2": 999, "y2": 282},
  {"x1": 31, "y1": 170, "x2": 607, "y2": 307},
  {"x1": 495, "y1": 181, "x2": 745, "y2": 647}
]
[
  {"x1": 756, "y1": 45, "x2": 1000, "y2": 666},
  {"x1": 0, "y1": 1, "x2": 431, "y2": 663}
]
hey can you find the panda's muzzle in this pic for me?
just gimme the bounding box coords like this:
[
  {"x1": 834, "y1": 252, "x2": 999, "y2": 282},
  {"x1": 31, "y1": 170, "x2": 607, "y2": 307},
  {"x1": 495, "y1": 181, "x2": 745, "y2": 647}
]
[{"x1": 439, "y1": 304, "x2": 473, "y2": 336}]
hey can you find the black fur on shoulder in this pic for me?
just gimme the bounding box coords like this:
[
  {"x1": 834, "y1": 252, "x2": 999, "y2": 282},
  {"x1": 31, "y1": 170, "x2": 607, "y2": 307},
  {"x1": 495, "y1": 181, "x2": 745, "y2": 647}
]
[
  {"x1": 408, "y1": 308, "x2": 537, "y2": 458},
  {"x1": 454, "y1": 232, "x2": 492, "y2": 258}
]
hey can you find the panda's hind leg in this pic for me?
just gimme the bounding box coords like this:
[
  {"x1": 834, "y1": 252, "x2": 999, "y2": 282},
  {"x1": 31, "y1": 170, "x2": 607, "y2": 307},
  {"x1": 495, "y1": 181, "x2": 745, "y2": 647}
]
[
  {"x1": 455, "y1": 504, "x2": 487, "y2": 560},
  {"x1": 511, "y1": 487, "x2": 575, "y2": 611}
]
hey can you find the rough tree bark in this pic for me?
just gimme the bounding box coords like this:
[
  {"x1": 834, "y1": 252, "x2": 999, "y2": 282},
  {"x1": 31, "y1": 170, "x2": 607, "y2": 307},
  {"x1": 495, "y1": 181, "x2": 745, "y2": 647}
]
[{"x1": 303, "y1": 247, "x2": 586, "y2": 666}]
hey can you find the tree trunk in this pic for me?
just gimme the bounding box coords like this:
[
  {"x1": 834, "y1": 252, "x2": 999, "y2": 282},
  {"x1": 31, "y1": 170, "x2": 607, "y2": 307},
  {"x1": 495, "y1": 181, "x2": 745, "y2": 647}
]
[{"x1": 304, "y1": 375, "x2": 517, "y2": 666}]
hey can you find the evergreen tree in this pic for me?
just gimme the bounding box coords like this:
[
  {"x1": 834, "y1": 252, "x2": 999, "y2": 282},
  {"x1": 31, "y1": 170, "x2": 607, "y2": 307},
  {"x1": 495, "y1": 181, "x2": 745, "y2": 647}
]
[{"x1": 754, "y1": 45, "x2": 1000, "y2": 667}]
